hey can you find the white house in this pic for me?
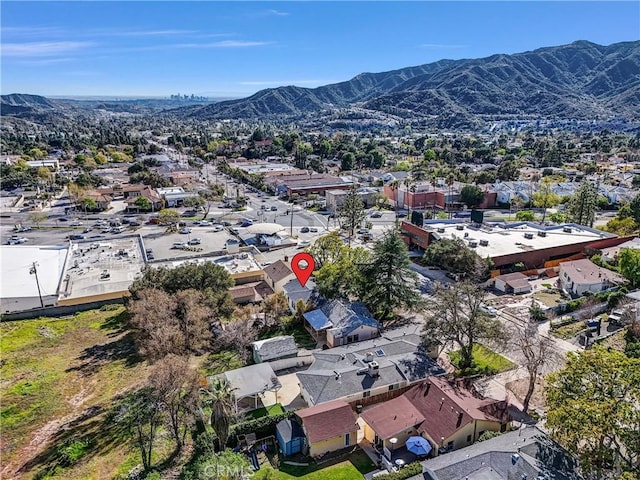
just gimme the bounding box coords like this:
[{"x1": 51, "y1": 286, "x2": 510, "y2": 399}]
[{"x1": 559, "y1": 259, "x2": 626, "y2": 297}]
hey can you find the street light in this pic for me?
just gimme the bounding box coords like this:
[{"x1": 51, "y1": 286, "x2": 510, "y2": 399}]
[{"x1": 29, "y1": 262, "x2": 44, "y2": 308}]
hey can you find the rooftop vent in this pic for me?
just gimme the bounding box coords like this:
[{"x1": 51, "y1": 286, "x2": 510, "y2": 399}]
[
  {"x1": 364, "y1": 352, "x2": 374, "y2": 363},
  {"x1": 368, "y1": 361, "x2": 380, "y2": 377},
  {"x1": 563, "y1": 227, "x2": 573, "y2": 233},
  {"x1": 437, "y1": 227, "x2": 445, "y2": 233},
  {"x1": 524, "y1": 232, "x2": 534, "y2": 240},
  {"x1": 479, "y1": 239, "x2": 489, "y2": 247},
  {"x1": 456, "y1": 225, "x2": 464, "y2": 231},
  {"x1": 537, "y1": 231, "x2": 547, "y2": 237},
  {"x1": 468, "y1": 240, "x2": 478, "y2": 248}
]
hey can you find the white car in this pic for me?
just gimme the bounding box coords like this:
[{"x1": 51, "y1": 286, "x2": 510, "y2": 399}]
[
  {"x1": 188, "y1": 238, "x2": 201, "y2": 245},
  {"x1": 297, "y1": 240, "x2": 311, "y2": 248},
  {"x1": 199, "y1": 220, "x2": 213, "y2": 227},
  {"x1": 213, "y1": 225, "x2": 224, "y2": 232},
  {"x1": 70, "y1": 221, "x2": 83, "y2": 227},
  {"x1": 179, "y1": 228, "x2": 192, "y2": 234},
  {"x1": 479, "y1": 304, "x2": 498, "y2": 316},
  {"x1": 7, "y1": 236, "x2": 28, "y2": 245}
]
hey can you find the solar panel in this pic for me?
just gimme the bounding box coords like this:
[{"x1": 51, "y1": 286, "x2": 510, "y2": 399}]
[{"x1": 375, "y1": 349, "x2": 385, "y2": 357}]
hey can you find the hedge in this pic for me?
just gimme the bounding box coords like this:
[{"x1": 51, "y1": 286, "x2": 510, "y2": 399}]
[
  {"x1": 229, "y1": 410, "x2": 295, "y2": 442},
  {"x1": 372, "y1": 462, "x2": 423, "y2": 480}
]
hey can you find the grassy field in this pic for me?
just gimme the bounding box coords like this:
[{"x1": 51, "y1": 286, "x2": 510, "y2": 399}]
[
  {"x1": 248, "y1": 403, "x2": 285, "y2": 420},
  {"x1": 254, "y1": 449, "x2": 374, "y2": 479},
  {"x1": 0, "y1": 307, "x2": 153, "y2": 480},
  {"x1": 449, "y1": 343, "x2": 516, "y2": 376},
  {"x1": 552, "y1": 321, "x2": 588, "y2": 339}
]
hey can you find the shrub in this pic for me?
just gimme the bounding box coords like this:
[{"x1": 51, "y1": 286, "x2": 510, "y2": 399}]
[
  {"x1": 477, "y1": 430, "x2": 502, "y2": 442},
  {"x1": 229, "y1": 411, "x2": 295, "y2": 444},
  {"x1": 373, "y1": 462, "x2": 422, "y2": 480}
]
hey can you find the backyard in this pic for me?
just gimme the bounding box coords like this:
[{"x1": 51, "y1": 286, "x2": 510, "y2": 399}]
[
  {"x1": 449, "y1": 343, "x2": 516, "y2": 376},
  {"x1": 254, "y1": 448, "x2": 375, "y2": 480}
]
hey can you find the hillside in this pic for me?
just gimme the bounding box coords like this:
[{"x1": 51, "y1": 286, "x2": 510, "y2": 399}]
[{"x1": 182, "y1": 40, "x2": 640, "y2": 122}]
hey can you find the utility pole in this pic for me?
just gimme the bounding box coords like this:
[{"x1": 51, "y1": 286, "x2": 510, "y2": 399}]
[
  {"x1": 290, "y1": 206, "x2": 294, "y2": 237},
  {"x1": 29, "y1": 262, "x2": 44, "y2": 308}
]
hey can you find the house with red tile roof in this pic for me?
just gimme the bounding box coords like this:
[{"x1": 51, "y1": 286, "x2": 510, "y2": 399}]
[
  {"x1": 295, "y1": 400, "x2": 359, "y2": 457},
  {"x1": 361, "y1": 377, "x2": 509, "y2": 460}
]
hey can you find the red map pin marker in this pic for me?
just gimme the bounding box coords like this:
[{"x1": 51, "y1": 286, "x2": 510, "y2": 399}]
[{"x1": 291, "y1": 252, "x2": 315, "y2": 287}]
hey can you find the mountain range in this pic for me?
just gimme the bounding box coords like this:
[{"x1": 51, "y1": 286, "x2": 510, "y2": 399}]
[
  {"x1": 179, "y1": 40, "x2": 640, "y2": 123},
  {"x1": 2, "y1": 40, "x2": 639, "y2": 127}
]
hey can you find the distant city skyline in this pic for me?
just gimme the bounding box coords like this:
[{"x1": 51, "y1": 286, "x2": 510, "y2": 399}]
[{"x1": 2, "y1": 1, "x2": 638, "y2": 98}]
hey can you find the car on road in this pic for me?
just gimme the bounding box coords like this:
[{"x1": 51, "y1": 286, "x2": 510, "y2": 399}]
[
  {"x1": 83, "y1": 227, "x2": 93, "y2": 233},
  {"x1": 69, "y1": 234, "x2": 86, "y2": 240},
  {"x1": 270, "y1": 206, "x2": 277, "y2": 211},
  {"x1": 179, "y1": 228, "x2": 192, "y2": 234},
  {"x1": 70, "y1": 220, "x2": 83, "y2": 226},
  {"x1": 260, "y1": 204, "x2": 267, "y2": 210},
  {"x1": 479, "y1": 304, "x2": 498, "y2": 316},
  {"x1": 198, "y1": 220, "x2": 213, "y2": 227},
  {"x1": 240, "y1": 220, "x2": 253, "y2": 227},
  {"x1": 310, "y1": 227, "x2": 319, "y2": 232},
  {"x1": 7, "y1": 236, "x2": 28, "y2": 245},
  {"x1": 111, "y1": 226, "x2": 126, "y2": 233},
  {"x1": 300, "y1": 226, "x2": 310, "y2": 233},
  {"x1": 297, "y1": 240, "x2": 311, "y2": 248},
  {"x1": 213, "y1": 225, "x2": 224, "y2": 232},
  {"x1": 188, "y1": 238, "x2": 201, "y2": 245},
  {"x1": 15, "y1": 226, "x2": 32, "y2": 232},
  {"x1": 370, "y1": 211, "x2": 383, "y2": 218},
  {"x1": 128, "y1": 221, "x2": 141, "y2": 227},
  {"x1": 221, "y1": 221, "x2": 232, "y2": 226},
  {"x1": 58, "y1": 217, "x2": 69, "y2": 222}
]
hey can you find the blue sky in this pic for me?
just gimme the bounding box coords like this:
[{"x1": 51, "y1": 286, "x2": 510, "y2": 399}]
[{"x1": 2, "y1": 2, "x2": 639, "y2": 98}]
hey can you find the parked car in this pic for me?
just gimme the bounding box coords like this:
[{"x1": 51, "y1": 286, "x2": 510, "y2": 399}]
[
  {"x1": 240, "y1": 220, "x2": 253, "y2": 227},
  {"x1": 270, "y1": 206, "x2": 278, "y2": 211},
  {"x1": 370, "y1": 211, "x2": 383, "y2": 218},
  {"x1": 172, "y1": 242, "x2": 187, "y2": 248},
  {"x1": 300, "y1": 226, "x2": 310, "y2": 233},
  {"x1": 310, "y1": 227, "x2": 319, "y2": 232},
  {"x1": 188, "y1": 238, "x2": 201, "y2": 245},
  {"x1": 199, "y1": 220, "x2": 213, "y2": 227},
  {"x1": 58, "y1": 217, "x2": 69, "y2": 222},
  {"x1": 229, "y1": 228, "x2": 239, "y2": 235},
  {"x1": 7, "y1": 236, "x2": 28, "y2": 245},
  {"x1": 213, "y1": 225, "x2": 224, "y2": 232},
  {"x1": 222, "y1": 221, "x2": 232, "y2": 227},
  {"x1": 179, "y1": 228, "x2": 192, "y2": 234},
  {"x1": 83, "y1": 227, "x2": 93, "y2": 233},
  {"x1": 69, "y1": 234, "x2": 86, "y2": 240},
  {"x1": 128, "y1": 221, "x2": 141, "y2": 227},
  {"x1": 479, "y1": 304, "x2": 498, "y2": 317},
  {"x1": 297, "y1": 240, "x2": 311, "y2": 248}
]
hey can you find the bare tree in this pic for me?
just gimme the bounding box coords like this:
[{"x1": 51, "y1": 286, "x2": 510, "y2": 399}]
[
  {"x1": 149, "y1": 355, "x2": 200, "y2": 450},
  {"x1": 216, "y1": 318, "x2": 257, "y2": 362},
  {"x1": 174, "y1": 289, "x2": 214, "y2": 354},
  {"x1": 511, "y1": 320, "x2": 556, "y2": 414},
  {"x1": 422, "y1": 281, "x2": 504, "y2": 371},
  {"x1": 128, "y1": 288, "x2": 182, "y2": 361}
]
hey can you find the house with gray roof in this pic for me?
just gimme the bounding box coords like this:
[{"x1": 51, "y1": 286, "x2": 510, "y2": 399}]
[
  {"x1": 252, "y1": 335, "x2": 298, "y2": 364},
  {"x1": 283, "y1": 278, "x2": 315, "y2": 312},
  {"x1": 303, "y1": 300, "x2": 381, "y2": 347},
  {"x1": 297, "y1": 328, "x2": 444, "y2": 407},
  {"x1": 411, "y1": 426, "x2": 582, "y2": 480}
]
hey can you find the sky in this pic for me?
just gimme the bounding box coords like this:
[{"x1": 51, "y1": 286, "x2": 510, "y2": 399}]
[{"x1": 2, "y1": 1, "x2": 639, "y2": 98}]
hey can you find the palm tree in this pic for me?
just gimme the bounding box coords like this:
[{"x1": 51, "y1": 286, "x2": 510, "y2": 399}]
[{"x1": 201, "y1": 378, "x2": 236, "y2": 450}]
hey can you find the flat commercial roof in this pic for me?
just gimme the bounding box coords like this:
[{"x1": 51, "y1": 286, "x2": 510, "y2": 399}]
[
  {"x1": 0, "y1": 245, "x2": 69, "y2": 299},
  {"x1": 59, "y1": 237, "x2": 146, "y2": 301},
  {"x1": 153, "y1": 252, "x2": 264, "y2": 276},
  {"x1": 423, "y1": 221, "x2": 612, "y2": 259}
]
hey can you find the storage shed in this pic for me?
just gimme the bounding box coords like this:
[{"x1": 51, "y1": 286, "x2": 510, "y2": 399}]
[
  {"x1": 276, "y1": 418, "x2": 305, "y2": 456},
  {"x1": 252, "y1": 335, "x2": 298, "y2": 364}
]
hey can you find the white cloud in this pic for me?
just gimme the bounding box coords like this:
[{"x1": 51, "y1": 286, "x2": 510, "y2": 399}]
[
  {"x1": 2, "y1": 41, "x2": 94, "y2": 57},
  {"x1": 175, "y1": 40, "x2": 273, "y2": 49},
  {"x1": 266, "y1": 9, "x2": 289, "y2": 16}
]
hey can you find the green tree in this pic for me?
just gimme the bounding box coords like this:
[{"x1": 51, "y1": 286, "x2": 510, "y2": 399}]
[
  {"x1": 202, "y1": 378, "x2": 236, "y2": 450},
  {"x1": 157, "y1": 208, "x2": 180, "y2": 225},
  {"x1": 567, "y1": 181, "x2": 598, "y2": 227},
  {"x1": 81, "y1": 197, "x2": 98, "y2": 212},
  {"x1": 546, "y1": 347, "x2": 640, "y2": 478},
  {"x1": 532, "y1": 183, "x2": 561, "y2": 223},
  {"x1": 341, "y1": 152, "x2": 355, "y2": 171},
  {"x1": 460, "y1": 184, "x2": 485, "y2": 208},
  {"x1": 309, "y1": 231, "x2": 348, "y2": 269},
  {"x1": 27, "y1": 211, "x2": 48, "y2": 228},
  {"x1": 183, "y1": 195, "x2": 205, "y2": 210},
  {"x1": 548, "y1": 211, "x2": 566, "y2": 224},
  {"x1": 515, "y1": 210, "x2": 536, "y2": 221},
  {"x1": 497, "y1": 157, "x2": 519, "y2": 181},
  {"x1": 339, "y1": 188, "x2": 366, "y2": 245},
  {"x1": 422, "y1": 282, "x2": 504, "y2": 371},
  {"x1": 134, "y1": 196, "x2": 152, "y2": 211},
  {"x1": 314, "y1": 246, "x2": 370, "y2": 300},
  {"x1": 360, "y1": 230, "x2": 421, "y2": 322},
  {"x1": 114, "y1": 388, "x2": 164, "y2": 471},
  {"x1": 629, "y1": 193, "x2": 640, "y2": 226},
  {"x1": 619, "y1": 248, "x2": 640, "y2": 288},
  {"x1": 423, "y1": 238, "x2": 484, "y2": 277},
  {"x1": 602, "y1": 217, "x2": 638, "y2": 236}
]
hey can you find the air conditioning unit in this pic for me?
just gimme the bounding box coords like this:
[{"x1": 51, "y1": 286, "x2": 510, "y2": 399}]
[
  {"x1": 537, "y1": 231, "x2": 547, "y2": 237},
  {"x1": 563, "y1": 227, "x2": 572, "y2": 233},
  {"x1": 456, "y1": 225, "x2": 464, "y2": 231},
  {"x1": 368, "y1": 361, "x2": 380, "y2": 377},
  {"x1": 437, "y1": 227, "x2": 445, "y2": 233},
  {"x1": 479, "y1": 239, "x2": 489, "y2": 246},
  {"x1": 468, "y1": 241, "x2": 478, "y2": 248},
  {"x1": 524, "y1": 232, "x2": 534, "y2": 240}
]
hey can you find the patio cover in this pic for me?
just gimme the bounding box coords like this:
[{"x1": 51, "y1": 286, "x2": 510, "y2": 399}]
[
  {"x1": 303, "y1": 309, "x2": 332, "y2": 331},
  {"x1": 218, "y1": 363, "x2": 282, "y2": 402}
]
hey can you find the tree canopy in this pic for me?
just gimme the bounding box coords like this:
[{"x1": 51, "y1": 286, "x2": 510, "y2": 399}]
[
  {"x1": 460, "y1": 184, "x2": 485, "y2": 207},
  {"x1": 423, "y1": 237, "x2": 488, "y2": 279},
  {"x1": 546, "y1": 347, "x2": 640, "y2": 478},
  {"x1": 567, "y1": 181, "x2": 598, "y2": 227}
]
